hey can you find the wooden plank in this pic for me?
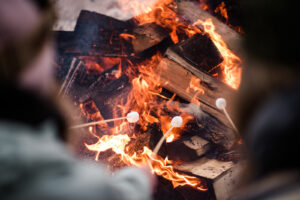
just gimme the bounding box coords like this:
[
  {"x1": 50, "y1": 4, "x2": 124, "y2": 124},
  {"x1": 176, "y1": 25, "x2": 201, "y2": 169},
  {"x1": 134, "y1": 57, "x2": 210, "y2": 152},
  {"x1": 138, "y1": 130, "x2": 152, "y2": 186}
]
[
  {"x1": 183, "y1": 136, "x2": 210, "y2": 157},
  {"x1": 213, "y1": 163, "x2": 243, "y2": 200},
  {"x1": 156, "y1": 58, "x2": 237, "y2": 130},
  {"x1": 176, "y1": 158, "x2": 234, "y2": 180},
  {"x1": 132, "y1": 23, "x2": 169, "y2": 53},
  {"x1": 176, "y1": 158, "x2": 243, "y2": 200},
  {"x1": 168, "y1": 33, "x2": 223, "y2": 73},
  {"x1": 176, "y1": 1, "x2": 243, "y2": 56}
]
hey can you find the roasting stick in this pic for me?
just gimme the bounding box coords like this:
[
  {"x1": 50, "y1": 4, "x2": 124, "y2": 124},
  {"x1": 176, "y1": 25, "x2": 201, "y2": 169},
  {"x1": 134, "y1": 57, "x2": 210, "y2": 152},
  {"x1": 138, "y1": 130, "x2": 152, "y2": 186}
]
[
  {"x1": 152, "y1": 116, "x2": 183, "y2": 155},
  {"x1": 216, "y1": 98, "x2": 239, "y2": 133},
  {"x1": 70, "y1": 112, "x2": 139, "y2": 129},
  {"x1": 148, "y1": 116, "x2": 183, "y2": 166}
]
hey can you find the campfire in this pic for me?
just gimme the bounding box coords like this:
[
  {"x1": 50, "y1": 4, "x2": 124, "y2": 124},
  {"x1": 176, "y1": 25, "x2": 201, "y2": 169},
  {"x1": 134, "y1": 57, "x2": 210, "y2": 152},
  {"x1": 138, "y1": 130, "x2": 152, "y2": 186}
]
[{"x1": 55, "y1": 0, "x2": 242, "y2": 199}]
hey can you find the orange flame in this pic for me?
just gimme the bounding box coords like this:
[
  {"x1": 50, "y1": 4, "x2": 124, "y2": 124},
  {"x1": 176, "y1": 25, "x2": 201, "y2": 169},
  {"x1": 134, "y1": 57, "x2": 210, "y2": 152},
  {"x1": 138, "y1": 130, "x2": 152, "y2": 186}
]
[
  {"x1": 80, "y1": 0, "x2": 241, "y2": 191},
  {"x1": 86, "y1": 135, "x2": 207, "y2": 191},
  {"x1": 215, "y1": 2, "x2": 229, "y2": 21},
  {"x1": 83, "y1": 52, "x2": 206, "y2": 190},
  {"x1": 120, "y1": 33, "x2": 136, "y2": 41},
  {"x1": 193, "y1": 19, "x2": 242, "y2": 89}
]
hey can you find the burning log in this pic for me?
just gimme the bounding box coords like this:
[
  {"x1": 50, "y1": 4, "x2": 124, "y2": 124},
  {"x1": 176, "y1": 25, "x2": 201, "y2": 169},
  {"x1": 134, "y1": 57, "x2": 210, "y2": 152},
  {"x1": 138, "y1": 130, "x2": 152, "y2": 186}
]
[
  {"x1": 54, "y1": 1, "x2": 244, "y2": 198},
  {"x1": 176, "y1": 1, "x2": 242, "y2": 56},
  {"x1": 56, "y1": 10, "x2": 133, "y2": 57},
  {"x1": 131, "y1": 23, "x2": 169, "y2": 53},
  {"x1": 91, "y1": 75, "x2": 132, "y2": 120},
  {"x1": 166, "y1": 33, "x2": 223, "y2": 73},
  {"x1": 156, "y1": 57, "x2": 237, "y2": 132}
]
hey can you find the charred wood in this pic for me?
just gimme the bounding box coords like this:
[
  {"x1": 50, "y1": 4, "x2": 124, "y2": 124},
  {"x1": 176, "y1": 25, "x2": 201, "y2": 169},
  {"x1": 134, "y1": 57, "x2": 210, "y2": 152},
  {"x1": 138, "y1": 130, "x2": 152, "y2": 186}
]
[
  {"x1": 156, "y1": 58, "x2": 237, "y2": 134},
  {"x1": 176, "y1": 1, "x2": 242, "y2": 56},
  {"x1": 132, "y1": 23, "x2": 169, "y2": 54}
]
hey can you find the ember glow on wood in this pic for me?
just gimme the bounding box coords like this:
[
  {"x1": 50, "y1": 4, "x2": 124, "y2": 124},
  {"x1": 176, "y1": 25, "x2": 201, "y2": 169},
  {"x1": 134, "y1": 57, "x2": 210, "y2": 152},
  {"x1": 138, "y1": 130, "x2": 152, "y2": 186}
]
[{"x1": 70, "y1": 111, "x2": 139, "y2": 129}]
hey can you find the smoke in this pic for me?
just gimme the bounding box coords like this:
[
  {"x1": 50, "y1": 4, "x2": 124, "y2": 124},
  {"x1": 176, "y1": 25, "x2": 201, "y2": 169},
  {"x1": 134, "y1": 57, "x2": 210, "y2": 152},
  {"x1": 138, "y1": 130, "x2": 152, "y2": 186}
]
[{"x1": 180, "y1": 103, "x2": 206, "y2": 120}]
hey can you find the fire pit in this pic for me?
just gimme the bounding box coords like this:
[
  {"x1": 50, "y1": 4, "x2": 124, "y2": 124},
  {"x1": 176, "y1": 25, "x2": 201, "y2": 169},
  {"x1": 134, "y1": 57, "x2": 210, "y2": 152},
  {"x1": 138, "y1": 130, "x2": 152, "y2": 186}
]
[{"x1": 54, "y1": 0, "x2": 243, "y2": 199}]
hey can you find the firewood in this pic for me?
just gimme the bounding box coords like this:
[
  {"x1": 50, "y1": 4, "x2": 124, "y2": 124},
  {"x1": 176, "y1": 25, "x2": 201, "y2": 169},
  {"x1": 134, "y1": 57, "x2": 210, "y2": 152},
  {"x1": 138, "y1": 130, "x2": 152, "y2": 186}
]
[
  {"x1": 183, "y1": 136, "x2": 210, "y2": 157},
  {"x1": 168, "y1": 34, "x2": 223, "y2": 72},
  {"x1": 176, "y1": 1, "x2": 242, "y2": 56},
  {"x1": 212, "y1": 163, "x2": 243, "y2": 200},
  {"x1": 56, "y1": 10, "x2": 133, "y2": 57},
  {"x1": 176, "y1": 158, "x2": 243, "y2": 200},
  {"x1": 132, "y1": 23, "x2": 169, "y2": 53},
  {"x1": 79, "y1": 64, "x2": 121, "y2": 103},
  {"x1": 91, "y1": 75, "x2": 132, "y2": 120},
  {"x1": 156, "y1": 58, "x2": 236, "y2": 130},
  {"x1": 176, "y1": 157, "x2": 234, "y2": 180},
  {"x1": 166, "y1": 135, "x2": 210, "y2": 162}
]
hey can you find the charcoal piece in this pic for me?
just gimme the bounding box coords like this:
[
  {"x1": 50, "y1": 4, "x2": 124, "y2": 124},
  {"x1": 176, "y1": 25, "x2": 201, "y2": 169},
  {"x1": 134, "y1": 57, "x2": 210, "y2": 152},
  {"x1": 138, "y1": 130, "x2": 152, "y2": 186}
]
[{"x1": 168, "y1": 33, "x2": 223, "y2": 73}]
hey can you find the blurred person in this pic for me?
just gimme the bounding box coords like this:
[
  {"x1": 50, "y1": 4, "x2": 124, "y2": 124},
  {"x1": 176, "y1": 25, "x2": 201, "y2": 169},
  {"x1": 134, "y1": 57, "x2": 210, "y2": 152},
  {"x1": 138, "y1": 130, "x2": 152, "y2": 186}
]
[
  {"x1": 233, "y1": 0, "x2": 300, "y2": 199},
  {"x1": 0, "y1": 0, "x2": 154, "y2": 200}
]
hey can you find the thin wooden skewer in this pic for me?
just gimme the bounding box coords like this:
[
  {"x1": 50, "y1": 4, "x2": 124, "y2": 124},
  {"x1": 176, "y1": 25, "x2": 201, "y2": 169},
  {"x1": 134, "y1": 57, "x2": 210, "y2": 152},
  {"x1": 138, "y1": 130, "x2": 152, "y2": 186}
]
[
  {"x1": 148, "y1": 116, "x2": 183, "y2": 165},
  {"x1": 70, "y1": 112, "x2": 140, "y2": 129},
  {"x1": 152, "y1": 126, "x2": 174, "y2": 154},
  {"x1": 70, "y1": 117, "x2": 127, "y2": 129},
  {"x1": 222, "y1": 107, "x2": 238, "y2": 133},
  {"x1": 216, "y1": 98, "x2": 239, "y2": 134}
]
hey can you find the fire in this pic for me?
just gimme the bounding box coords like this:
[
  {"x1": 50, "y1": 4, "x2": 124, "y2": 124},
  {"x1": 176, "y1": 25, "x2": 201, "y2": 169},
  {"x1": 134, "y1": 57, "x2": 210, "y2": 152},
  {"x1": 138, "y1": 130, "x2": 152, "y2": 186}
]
[
  {"x1": 120, "y1": 33, "x2": 136, "y2": 41},
  {"x1": 86, "y1": 136, "x2": 207, "y2": 191},
  {"x1": 215, "y1": 2, "x2": 229, "y2": 21},
  {"x1": 79, "y1": 0, "x2": 242, "y2": 192},
  {"x1": 186, "y1": 76, "x2": 205, "y2": 106},
  {"x1": 80, "y1": 57, "x2": 122, "y2": 77},
  {"x1": 193, "y1": 19, "x2": 242, "y2": 89},
  {"x1": 83, "y1": 52, "x2": 206, "y2": 190}
]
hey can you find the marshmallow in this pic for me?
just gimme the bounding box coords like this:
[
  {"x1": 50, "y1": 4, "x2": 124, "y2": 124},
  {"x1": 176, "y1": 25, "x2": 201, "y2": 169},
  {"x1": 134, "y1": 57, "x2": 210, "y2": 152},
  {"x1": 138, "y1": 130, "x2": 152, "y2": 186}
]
[
  {"x1": 216, "y1": 98, "x2": 227, "y2": 110},
  {"x1": 126, "y1": 112, "x2": 139, "y2": 123},
  {"x1": 171, "y1": 116, "x2": 183, "y2": 127}
]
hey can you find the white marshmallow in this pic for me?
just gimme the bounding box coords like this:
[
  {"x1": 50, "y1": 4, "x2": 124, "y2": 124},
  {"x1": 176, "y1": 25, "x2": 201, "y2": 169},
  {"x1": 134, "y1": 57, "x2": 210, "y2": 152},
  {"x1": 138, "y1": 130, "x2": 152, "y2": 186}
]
[
  {"x1": 126, "y1": 112, "x2": 139, "y2": 123},
  {"x1": 216, "y1": 98, "x2": 227, "y2": 110},
  {"x1": 171, "y1": 116, "x2": 183, "y2": 127}
]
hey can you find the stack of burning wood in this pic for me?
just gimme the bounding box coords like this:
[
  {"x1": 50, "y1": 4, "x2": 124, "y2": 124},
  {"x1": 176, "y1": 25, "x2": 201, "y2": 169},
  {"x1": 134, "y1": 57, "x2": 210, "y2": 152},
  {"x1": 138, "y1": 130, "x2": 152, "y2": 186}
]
[{"x1": 55, "y1": 1, "x2": 243, "y2": 199}]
